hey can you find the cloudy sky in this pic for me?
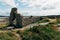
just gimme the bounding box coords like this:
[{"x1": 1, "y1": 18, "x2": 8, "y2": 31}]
[{"x1": 0, "y1": 0, "x2": 60, "y2": 16}]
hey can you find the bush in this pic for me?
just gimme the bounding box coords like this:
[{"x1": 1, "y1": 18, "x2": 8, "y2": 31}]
[{"x1": 18, "y1": 26, "x2": 60, "y2": 40}]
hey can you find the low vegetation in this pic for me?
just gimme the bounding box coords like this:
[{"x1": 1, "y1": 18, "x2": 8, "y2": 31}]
[
  {"x1": 0, "y1": 32, "x2": 19, "y2": 40},
  {"x1": 16, "y1": 25, "x2": 60, "y2": 40},
  {"x1": 0, "y1": 17, "x2": 60, "y2": 40}
]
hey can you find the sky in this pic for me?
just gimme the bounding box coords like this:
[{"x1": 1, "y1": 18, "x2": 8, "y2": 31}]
[{"x1": 0, "y1": 0, "x2": 60, "y2": 16}]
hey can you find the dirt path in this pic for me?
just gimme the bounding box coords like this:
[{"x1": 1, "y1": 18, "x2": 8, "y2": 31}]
[{"x1": 13, "y1": 22, "x2": 49, "y2": 31}]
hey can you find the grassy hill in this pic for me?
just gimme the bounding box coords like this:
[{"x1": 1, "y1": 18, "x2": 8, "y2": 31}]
[{"x1": 0, "y1": 19, "x2": 60, "y2": 40}]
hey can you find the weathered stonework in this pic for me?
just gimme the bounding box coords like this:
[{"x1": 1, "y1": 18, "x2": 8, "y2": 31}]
[{"x1": 0, "y1": 16, "x2": 40, "y2": 27}]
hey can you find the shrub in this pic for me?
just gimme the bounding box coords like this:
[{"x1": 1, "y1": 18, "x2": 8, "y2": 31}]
[{"x1": 18, "y1": 26, "x2": 60, "y2": 40}]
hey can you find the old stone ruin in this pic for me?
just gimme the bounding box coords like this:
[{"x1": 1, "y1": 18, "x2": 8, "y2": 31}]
[{"x1": 2, "y1": 16, "x2": 41, "y2": 27}]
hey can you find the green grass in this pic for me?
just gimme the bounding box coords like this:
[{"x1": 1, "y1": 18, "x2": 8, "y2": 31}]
[
  {"x1": 16, "y1": 25, "x2": 60, "y2": 40},
  {"x1": 0, "y1": 18, "x2": 60, "y2": 40},
  {"x1": 0, "y1": 32, "x2": 19, "y2": 40}
]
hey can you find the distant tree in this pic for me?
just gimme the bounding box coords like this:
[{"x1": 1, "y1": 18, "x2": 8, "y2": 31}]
[{"x1": 29, "y1": 16, "x2": 33, "y2": 19}]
